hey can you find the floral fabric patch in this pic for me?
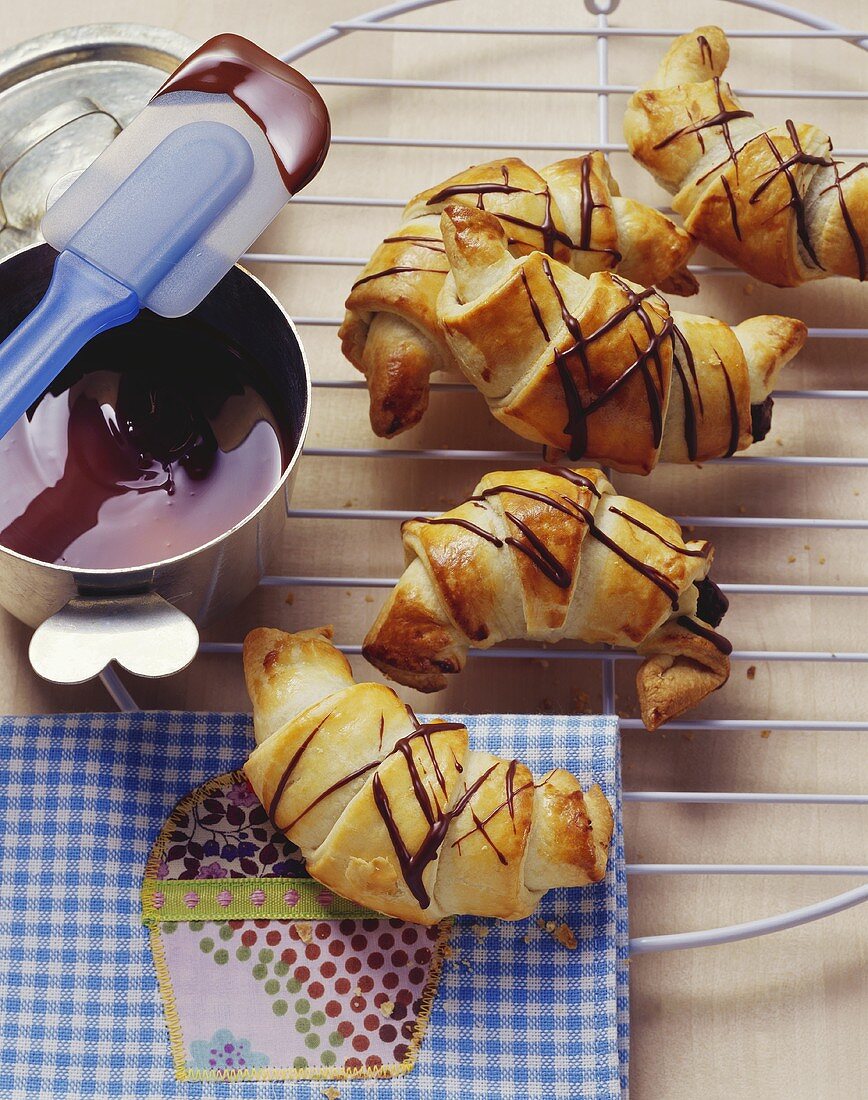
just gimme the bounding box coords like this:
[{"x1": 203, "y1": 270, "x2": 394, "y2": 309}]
[{"x1": 143, "y1": 772, "x2": 449, "y2": 1081}]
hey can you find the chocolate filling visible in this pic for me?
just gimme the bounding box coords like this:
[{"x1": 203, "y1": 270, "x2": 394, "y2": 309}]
[
  {"x1": 694, "y1": 577, "x2": 730, "y2": 627},
  {"x1": 751, "y1": 396, "x2": 774, "y2": 442}
]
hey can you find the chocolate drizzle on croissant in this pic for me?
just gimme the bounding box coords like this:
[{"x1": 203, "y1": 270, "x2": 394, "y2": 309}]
[
  {"x1": 624, "y1": 26, "x2": 868, "y2": 284},
  {"x1": 340, "y1": 153, "x2": 699, "y2": 438},
  {"x1": 437, "y1": 204, "x2": 806, "y2": 473},
  {"x1": 363, "y1": 466, "x2": 732, "y2": 728},
  {"x1": 243, "y1": 627, "x2": 614, "y2": 923}
]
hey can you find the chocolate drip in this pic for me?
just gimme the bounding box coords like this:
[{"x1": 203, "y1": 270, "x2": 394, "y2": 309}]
[
  {"x1": 542, "y1": 466, "x2": 603, "y2": 498},
  {"x1": 352, "y1": 264, "x2": 448, "y2": 290},
  {"x1": 677, "y1": 615, "x2": 733, "y2": 655},
  {"x1": 720, "y1": 176, "x2": 742, "y2": 240},
  {"x1": 578, "y1": 156, "x2": 622, "y2": 262},
  {"x1": 521, "y1": 269, "x2": 549, "y2": 342},
  {"x1": 751, "y1": 396, "x2": 774, "y2": 442},
  {"x1": 694, "y1": 576, "x2": 730, "y2": 627},
  {"x1": 503, "y1": 509, "x2": 572, "y2": 588},
  {"x1": 504, "y1": 759, "x2": 519, "y2": 826},
  {"x1": 153, "y1": 33, "x2": 329, "y2": 194},
  {"x1": 382, "y1": 235, "x2": 446, "y2": 253},
  {"x1": 818, "y1": 161, "x2": 867, "y2": 281},
  {"x1": 716, "y1": 352, "x2": 742, "y2": 457},
  {"x1": 450, "y1": 773, "x2": 539, "y2": 862},
  {"x1": 372, "y1": 761, "x2": 498, "y2": 910},
  {"x1": 472, "y1": 482, "x2": 576, "y2": 517},
  {"x1": 670, "y1": 324, "x2": 703, "y2": 462},
  {"x1": 697, "y1": 34, "x2": 714, "y2": 67},
  {"x1": 751, "y1": 121, "x2": 835, "y2": 269},
  {"x1": 267, "y1": 712, "x2": 332, "y2": 829},
  {"x1": 426, "y1": 179, "x2": 528, "y2": 207},
  {"x1": 283, "y1": 758, "x2": 379, "y2": 832},
  {"x1": 409, "y1": 515, "x2": 503, "y2": 546},
  {"x1": 377, "y1": 713, "x2": 385, "y2": 751},
  {"x1": 457, "y1": 810, "x2": 509, "y2": 865},
  {"x1": 653, "y1": 76, "x2": 753, "y2": 152},
  {"x1": 609, "y1": 506, "x2": 710, "y2": 558}
]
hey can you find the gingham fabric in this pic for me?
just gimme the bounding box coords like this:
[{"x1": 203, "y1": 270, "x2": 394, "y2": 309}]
[{"x1": 0, "y1": 711, "x2": 628, "y2": 1099}]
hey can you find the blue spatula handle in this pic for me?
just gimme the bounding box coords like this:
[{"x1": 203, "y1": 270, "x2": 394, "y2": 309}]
[{"x1": 0, "y1": 250, "x2": 139, "y2": 440}]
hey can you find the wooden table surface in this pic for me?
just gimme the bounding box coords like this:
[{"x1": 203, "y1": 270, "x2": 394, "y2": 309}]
[{"x1": 0, "y1": 1, "x2": 866, "y2": 1096}]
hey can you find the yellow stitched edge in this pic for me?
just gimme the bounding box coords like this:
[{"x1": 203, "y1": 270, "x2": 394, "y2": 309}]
[
  {"x1": 143, "y1": 770, "x2": 455, "y2": 1081},
  {"x1": 147, "y1": 924, "x2": 190, "y2": 1080}
]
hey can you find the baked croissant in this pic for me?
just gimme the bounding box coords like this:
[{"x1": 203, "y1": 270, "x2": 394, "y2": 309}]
[
  {"x1": 363, "y1": 466, "x2": 732, "y2": 730},
  {"x1": 624, "y1": 25, "x2": 868, "y2": 285},
  {"x1": 243, "y1": 625, "x2": 614, "y2": 924},
  {"x1": 436, "y1": 204, "x2": 806, "y2": 473},
  {"x1": 339, "y1": 153, "x2": 698, "y2": 438}
]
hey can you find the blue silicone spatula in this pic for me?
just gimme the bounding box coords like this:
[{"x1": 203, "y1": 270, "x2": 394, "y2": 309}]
[{"x1": 0, "y1": 33, "x2": 330, "y2": 441}]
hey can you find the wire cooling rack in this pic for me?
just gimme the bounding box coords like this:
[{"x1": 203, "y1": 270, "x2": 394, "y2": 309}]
[{"x1": 95, "y1": 0, "x2": 868, "y2": 954}]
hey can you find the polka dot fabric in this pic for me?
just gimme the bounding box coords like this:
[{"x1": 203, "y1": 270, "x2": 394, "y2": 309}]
[{"x1": 0, "y1": 711, "x2": 626, "y2": 1099}]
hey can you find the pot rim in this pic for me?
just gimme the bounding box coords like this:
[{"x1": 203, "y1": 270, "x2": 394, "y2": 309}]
[{"x1": 0, "y1": 243, "x2": 311, "y2": 579}]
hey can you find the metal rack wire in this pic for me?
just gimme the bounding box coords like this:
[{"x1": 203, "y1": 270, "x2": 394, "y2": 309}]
[{"x1": 99, "y1": 0, "x2": 868, "y2": 952}]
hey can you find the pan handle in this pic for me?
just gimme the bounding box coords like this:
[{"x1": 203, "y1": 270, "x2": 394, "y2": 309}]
[{"x1": 28, "y1": 591, "x2": 199, "y2": 684}]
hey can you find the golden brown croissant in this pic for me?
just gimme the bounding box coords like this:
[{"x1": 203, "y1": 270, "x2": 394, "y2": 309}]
[
  {"x1": 243, "y1": 625, "x2": 614, "y2": 924},
  {"x1": 624, "y1": 25, "x2": 868, "y2": 285},
  {"x1": 339, "y1": 153, "x2": 698, "y2": 437},
  {"x1": 436, "y1": 204, "x2": 805, "y2": 473},
  {"x1": 363, "y1": 467, "x2": 732, "y2": 730}
]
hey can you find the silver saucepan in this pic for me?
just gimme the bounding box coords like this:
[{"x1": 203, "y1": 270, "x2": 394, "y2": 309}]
[{"x1": 0, "y1": 243, "x2": 310, "y2": 684}]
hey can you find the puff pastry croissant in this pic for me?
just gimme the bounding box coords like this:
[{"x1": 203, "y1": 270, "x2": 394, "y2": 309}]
[
  {"x1": 244, "y1": 625, "x2": 614, "y2": 924},
  {"x1": 339, "y1": 153, "x2": 698, "y2": 438},
  {"x1": 363, "y1": 466, "x2": 732, "y2": 730},
  {"x1": 437, "y1": 204, "x2": 805, "y2": 473},
  {"x1": 624, "y1": 25, "x2": 868, "y2": 285}
]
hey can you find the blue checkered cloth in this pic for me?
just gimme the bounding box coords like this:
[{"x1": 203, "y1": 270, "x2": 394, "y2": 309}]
[{"x1": 0, "y1": 712, "x2": 628, "y2": 1099}]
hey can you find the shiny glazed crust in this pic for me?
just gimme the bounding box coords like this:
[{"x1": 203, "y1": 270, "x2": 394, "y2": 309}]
[
  {"x1": 436, "y1": 204, "x2": 805, "y2": 473},
  {"x1": 624, "y1": 26, "x2": 868, "y2": 285},
  {"x1": 339, "y1": 153, "x2": 699, "y2": 438},
  {"x1": 363, "y1": 467, "x2": 732, "y2": 729},
  {"x1": 243, "y1": 627, "x2": 614, "y2": 924}
]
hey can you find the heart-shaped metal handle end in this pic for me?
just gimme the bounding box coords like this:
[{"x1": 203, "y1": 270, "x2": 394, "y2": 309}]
[{"x1": 29, "y1": 592, "x2": 200, "y2": 684}]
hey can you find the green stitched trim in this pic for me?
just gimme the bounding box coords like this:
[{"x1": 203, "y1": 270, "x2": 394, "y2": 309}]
[{"x1": 141, "y1": 877, "x2": 380, "y2": 923}]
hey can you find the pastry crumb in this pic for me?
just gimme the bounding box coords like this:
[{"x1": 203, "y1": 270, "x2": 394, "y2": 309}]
[
  {"x1": 295, "y1": 921, "x2": 313, "y2": 945},
  {"x1": 471, "y1": 923, "x2": 490, "y2": 941},
  {"x1": 737, "y1": 505, "x2": 746, "y2": 514},
  {"x1": 775, "y1": 438, "x2": 783, "y2": 447},
  {"x1": 460, "y1": 958, "x2": 472, "y2": 971},
  {"x1": 521, "y1": 932, "x2": 532, "y2": 944},
  {"x1": 746, "y1": 666, "x2": 756, "y2": 680},
  {"x1": 787, "y1": 555, "x2": 796, "y2": 563},
  {"x1": 443, "y1": 944, "x2": 456, "y2": 959},
  {"x1": 536, "y1": 918, "x2": 577, "y2": 950},
  {"x1": 760, "y1": 729, "x2": 771, "y2": 739},
  {"x1": 364, "y1": 594, "x2": 374, "y2": 603},
  {"x1": 818, "y1": 556, "x2": 826, "y2": 565},
  {"x1": 379, "y1": 1000, "x2": 395, "y2": 1018},
  {"x1": 285, "y1": 591, "x2": 294, "y2": 606},
  {"x1": 323, "y1": 1088, "x2": 341, "y2": 1100},
  {"x1": 342, "y1": 500, "x2": 354, "y2": 508},
  {"x1": 743, "y1": 281, "x2": 755, "y2": 295},
  {"x1": 803, "y1": 544, "x2": 810, "y2": 551},
  {"x1": 680, "y1": 730, "x2": 695, "y2": 742}
]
